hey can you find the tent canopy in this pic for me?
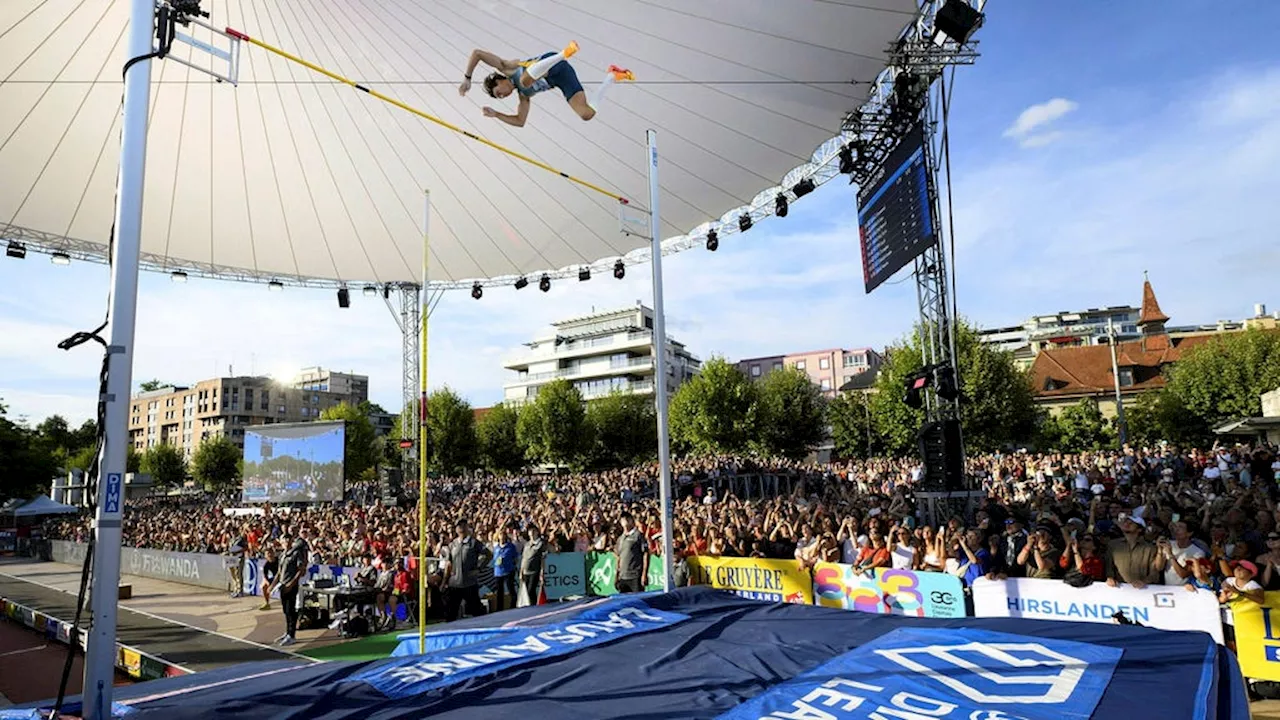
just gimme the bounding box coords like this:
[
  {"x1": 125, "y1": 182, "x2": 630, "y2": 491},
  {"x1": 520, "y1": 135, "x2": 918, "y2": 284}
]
[
  {"x1": 0, "y1": 0, "x2": 920, "y2": 288},
  {"x1": 11, "y1": 495, "x2": 79, "y2": 517}
]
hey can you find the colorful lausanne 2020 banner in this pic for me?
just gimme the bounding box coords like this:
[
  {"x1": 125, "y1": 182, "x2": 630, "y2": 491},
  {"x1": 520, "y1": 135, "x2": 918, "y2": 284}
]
[
  {"x1": 686, "y1": 557, "x2": 813, "y2": 605},
  {"x1": 812, "y1": 563, "x2": 965, "y2": 619}
]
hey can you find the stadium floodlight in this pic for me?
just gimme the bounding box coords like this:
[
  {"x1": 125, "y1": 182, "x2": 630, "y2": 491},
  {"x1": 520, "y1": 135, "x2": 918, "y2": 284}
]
[
  {"x1": 337, "y1": 287, "x2": 350, "y2": 308},
  {"x1": 170, "y1": 270, "x2": 188, "y2": 283},
  {"x1": 933, "y1": 0, "x2": 983, "y2": 45},
  {"x1": 705, "y1": 230, "x2": 719, "y2": 252},
  {"x1": 738, "y1": 214, "x2": 753, "y2": 232},
  {"x1": 471, "y1": 283, "x2": 483, "y2": 299},
  {"x1": 362, "y1": 285, "x2": 377, "y2": 297},
  {"x1": 5, "y1": 241, "x2": 25, "y2": 259},
  {"x1": 775, "y1": 194, "x2": 788, "y2": 218},
  {"x1": 539, "y1": 274, "x2": 551, "y2": 292},
  {"x1": 268, "y1": 279, "x2": 283, "y2": 292},
  {"x1": 579, "y1": 267, "x2": 591, "y2": 281},
  {"x1": 613, "y1": 260, "x2": 626, "y2": 279},
  {"x1": 50, "y1": 251, "x2": 71, "y2": 265},
  {"x1": 514, "y1": 276, "x2": 529, "y2": 290},
  {"x1": 903, "y1": 371, "x2": 930, "y2": 409},
  {"x1": 792, "y1": 178, "x2": 816, "y2": 198}
]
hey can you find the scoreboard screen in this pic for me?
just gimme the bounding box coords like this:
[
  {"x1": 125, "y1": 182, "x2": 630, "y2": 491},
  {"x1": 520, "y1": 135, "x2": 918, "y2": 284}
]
[{"x1": 857, "y1": 122, "x2": 935, "y2": 293}]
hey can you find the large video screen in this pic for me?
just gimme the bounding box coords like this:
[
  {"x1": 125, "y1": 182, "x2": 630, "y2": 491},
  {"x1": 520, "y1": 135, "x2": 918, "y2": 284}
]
[
  {"x1": 241, "y1": 421, "x2": 345, "y2": 504},
  {"x1": 857, "y1": 121, "x2": 936, "y2": 294}
]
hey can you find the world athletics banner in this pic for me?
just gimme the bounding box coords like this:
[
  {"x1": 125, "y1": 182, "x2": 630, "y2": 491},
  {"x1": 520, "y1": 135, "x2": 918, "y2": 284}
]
[
  {"x1": 812, "y1": 564, "x2": 965, "y2": 619},
  {"x1": 687, "y1": 556, "x2": 813, "y2": 605},
  {"x1": 971, "y1": 576, "x2": 1224, "y2": 644}
]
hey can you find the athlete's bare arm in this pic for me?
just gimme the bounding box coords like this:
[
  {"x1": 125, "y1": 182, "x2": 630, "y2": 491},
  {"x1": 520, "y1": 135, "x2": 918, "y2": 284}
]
[
  {"x1": 484, "y1": 94, "x2": 531, "y2": 128},
  {"x1": 459, "y1": 49, "x2": 517, "y2": 95}
]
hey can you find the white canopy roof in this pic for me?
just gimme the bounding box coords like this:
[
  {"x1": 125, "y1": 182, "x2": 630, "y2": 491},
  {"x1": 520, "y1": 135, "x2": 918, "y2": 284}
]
[
  {"x1": 0, "y1": 0, "x2": 922, "y2": 288},
  {"x1": 11, "y1": 495, "x2": 80, "y2": 517}
]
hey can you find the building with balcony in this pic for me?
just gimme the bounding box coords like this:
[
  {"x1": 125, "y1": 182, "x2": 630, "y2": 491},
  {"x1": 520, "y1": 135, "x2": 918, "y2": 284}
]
[
  {"x1": 502, "y1": 304, "x2": 700, "y2": 404},
  {"x1": 293, "y1": 367, "x2": 369, "y2": 405},
  {"x1": 128, "y1": 369, "x2": 368, "y2": 459},
  {"x1": 736, "y1": 348, "x2": 883, "y2": 397}
]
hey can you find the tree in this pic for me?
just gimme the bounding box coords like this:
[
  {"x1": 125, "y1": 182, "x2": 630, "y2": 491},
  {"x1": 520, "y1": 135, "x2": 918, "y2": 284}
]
[
  {"x1": 756, "y1": 367, "x2": 828, "y2": 459},
  {"x1": 1158, "y1": 328, "x2": 1280, "y2": 442},
  {"x1": 138, "y1": 380, "x2": 175, "y2": 393},
  {"x1": 1041, "y1": 399, "x2": 1114, "y2": 452},
  {"x1": 425, "y1": 387, "x2": 477, "y2": 475},
  {"x1": 586, "y1": 393, "x2": 657, "y2": 468},
  {"x1": 668, "y1": 357, "x2": 759, "y2": 456},
  {"x1": 517, "y1": 379, "x2": 589, "y2": 467},
  {"x1": 0, "y1": 399, "x2": 59, "y2": 503},
  {"x1": 192, "y1": 435, "x2": 242, "y2": 490},
  {"x1": 870, "y1": 321, "x2": 1040, "y2": 455},
  {"x1": 477, "y1": 403, "x2": 526, "y2": 474},
  {"x1": 141, "y1": 443, "x2": 188, "y2": 488},
  {"x1": 319, "y1": 401, "x2": 379, "y2": 481},
  {"x1": 829, "y1": 392, "x2": 881, "y2": 459},
  {"x1": 1124, "y1": 389, "x2": 1199, "y2": 447}
]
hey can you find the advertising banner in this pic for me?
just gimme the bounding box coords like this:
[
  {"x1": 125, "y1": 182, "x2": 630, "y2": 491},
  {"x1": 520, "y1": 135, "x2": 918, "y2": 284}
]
[
  {"x1": 645, "y1": 554, "x2": 665, "y2": 592},
  {"x1": 972, "y1": 577, "x2": 1224, "y2": 644},
  {"x1": 542, "y1": 553, "x2": 586, "y2": 600},
  {"x1": 813, "y1": 564, "x2": 965, "y2": 618},
  {"x1": 1230, "y1": 592, "x2": 1280, "y2": 680},
  {"x1": 687, "y1": 557, "x2": 813, "y2": 605},
  {"x1": 51, "y1": 540, "x2": 236, "y2": 592},
  {"x1": 586, "y1": 552, "x2": 618, "y2": 597}
]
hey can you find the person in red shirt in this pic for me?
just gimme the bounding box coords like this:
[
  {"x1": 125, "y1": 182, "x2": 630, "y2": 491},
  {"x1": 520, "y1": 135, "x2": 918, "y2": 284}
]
[{"x1": 1061, "y1": 533, "x2": 1105, "y2": 581}]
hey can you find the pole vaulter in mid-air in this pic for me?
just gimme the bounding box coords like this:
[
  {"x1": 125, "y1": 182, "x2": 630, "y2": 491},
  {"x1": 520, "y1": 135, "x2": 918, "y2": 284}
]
[{"x1": 459, "y1": 42, "x2": 634, "y2": 127}]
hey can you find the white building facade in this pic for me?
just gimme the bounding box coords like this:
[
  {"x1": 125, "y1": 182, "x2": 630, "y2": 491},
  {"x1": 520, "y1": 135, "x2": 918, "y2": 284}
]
[{"x1": 503, "y1": 304, "x2": 700, "y2": 404}]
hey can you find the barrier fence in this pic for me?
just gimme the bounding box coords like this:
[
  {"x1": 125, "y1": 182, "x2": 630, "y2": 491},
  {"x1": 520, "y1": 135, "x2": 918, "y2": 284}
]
[{"x1": 44, "y1": 541, "x2": 1280, "y2": 680}]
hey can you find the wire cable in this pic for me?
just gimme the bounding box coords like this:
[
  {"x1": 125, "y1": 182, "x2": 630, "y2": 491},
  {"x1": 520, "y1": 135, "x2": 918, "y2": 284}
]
[{"x1": 940, "y1": 67, "x2": 959, "y2": 339}]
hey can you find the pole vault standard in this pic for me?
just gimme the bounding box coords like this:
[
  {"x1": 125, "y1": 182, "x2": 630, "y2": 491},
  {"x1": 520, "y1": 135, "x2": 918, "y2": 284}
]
[
  {"x1": 646, "y1": 130, "x2": 675, "y2": 590},
  {"x1": 84, "y1": 0, "x2": 153, "y2": 715},
  {"x1": 418, "y1": 191, "x2": 430, "y2": 651}
]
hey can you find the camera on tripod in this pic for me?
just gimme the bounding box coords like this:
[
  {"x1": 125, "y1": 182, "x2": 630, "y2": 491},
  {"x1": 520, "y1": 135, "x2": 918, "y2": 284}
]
[{"x1": 168, "y1": 0, "x2": 209, "y2": 24}]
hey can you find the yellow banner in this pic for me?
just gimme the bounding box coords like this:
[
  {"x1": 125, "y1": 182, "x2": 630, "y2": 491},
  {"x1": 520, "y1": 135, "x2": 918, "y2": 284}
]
[
  {"x1": 1233, "y1": 592, "x2": 1280, "y2": 680},
  {"x1": 120, "y1": 647, "x2": 143, "y2": 679},
  {"x1": 687, "y1": 556, "x2": 813, "y2": 605}
]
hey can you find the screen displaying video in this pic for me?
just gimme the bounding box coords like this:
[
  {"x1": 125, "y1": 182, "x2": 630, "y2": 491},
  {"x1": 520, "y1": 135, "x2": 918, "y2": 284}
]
[{"x1": 241, "y1": 421, "x2": 345, "y2": 503}]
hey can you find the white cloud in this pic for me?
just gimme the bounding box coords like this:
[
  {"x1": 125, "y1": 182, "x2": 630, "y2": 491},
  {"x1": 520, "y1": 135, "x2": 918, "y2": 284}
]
[{"x1": 1003, "y1": 98, "x2": 1078, "y2": 147}]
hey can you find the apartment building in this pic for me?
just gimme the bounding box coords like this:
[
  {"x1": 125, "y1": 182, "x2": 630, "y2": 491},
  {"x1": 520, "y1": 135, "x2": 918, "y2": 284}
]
[
  {"x1": 503, "y1": 304, "x2": 700, "y2": 404},
  {"x1": 294, "y1": 366, "x2": 369, "y2": 405},
  {"x1": 128, "y1": 372, "x2": 362, "y2": 459},
  {"x1": 736, "y1": 348, "x2": 883, "y2": 397}
]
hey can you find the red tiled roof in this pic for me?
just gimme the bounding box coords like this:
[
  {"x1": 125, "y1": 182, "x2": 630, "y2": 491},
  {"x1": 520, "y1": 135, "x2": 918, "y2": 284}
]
[
  {"x1": 473, "y1": 407, "x2": 492, "y2": 423},
  {"x1": 1139, "y1": 280, "x2": 1169, "y2": 325},
  {"x1": 1031, "y1": 332, "x2": 1223, "y2": 398}
]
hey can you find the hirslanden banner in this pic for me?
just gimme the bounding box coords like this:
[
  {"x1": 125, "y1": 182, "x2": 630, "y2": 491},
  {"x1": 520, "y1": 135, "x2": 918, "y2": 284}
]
[{"x1": 51, "y1": 540, "x2": 237, "y2": 593}]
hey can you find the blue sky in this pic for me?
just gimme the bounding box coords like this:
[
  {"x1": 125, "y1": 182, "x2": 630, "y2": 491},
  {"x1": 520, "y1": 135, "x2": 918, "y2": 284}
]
[{"x1": 3, "y1": 2, "x2": 1280, "y2": 425}]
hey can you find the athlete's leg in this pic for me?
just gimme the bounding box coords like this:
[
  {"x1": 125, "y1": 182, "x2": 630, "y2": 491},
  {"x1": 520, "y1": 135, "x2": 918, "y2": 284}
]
[
  {"x1": 587, "y1": 65, "x2": 634, "y2": 113},
  {"x1": 567, "y1": 91, "x2": 596, "y2": 121},
  {"x1": 521, "y1": 41, "x2": 579, "y2": 86}
]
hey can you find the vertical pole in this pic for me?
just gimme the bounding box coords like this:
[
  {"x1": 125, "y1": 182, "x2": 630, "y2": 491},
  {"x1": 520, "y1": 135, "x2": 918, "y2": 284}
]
[
  {"x1": 646, "y1": 130, "x2": 675, "y2": 591},
  {"x1": 418, "y1": 192, "x2": 430, "y2": 650},
  {"x1": 1108, "y1": 318, "x2": 1128, "y2": 447},
  {"x1": 85, "y1": 0, "x2": 153, "y2": 715}
]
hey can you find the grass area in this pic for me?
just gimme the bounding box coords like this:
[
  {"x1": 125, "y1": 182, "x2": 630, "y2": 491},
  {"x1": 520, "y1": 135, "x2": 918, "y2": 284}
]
[{"x1": 299, "y1": 632, "x2": 405, "y2": 662}]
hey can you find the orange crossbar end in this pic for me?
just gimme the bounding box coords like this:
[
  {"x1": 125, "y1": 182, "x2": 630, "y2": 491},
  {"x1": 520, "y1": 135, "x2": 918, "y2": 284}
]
[{"x1": 225, "y1": 27, "x2": 249, "y2": 41}]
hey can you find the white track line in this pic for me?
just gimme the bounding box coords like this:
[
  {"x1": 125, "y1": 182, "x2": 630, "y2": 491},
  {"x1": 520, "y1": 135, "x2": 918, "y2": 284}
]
[
  {"x1": 0, "y1": 572, "x2": 319, "y2": 664},
  {"x1": 0, "y1": 644, "x2": 48, "y2": 658}
]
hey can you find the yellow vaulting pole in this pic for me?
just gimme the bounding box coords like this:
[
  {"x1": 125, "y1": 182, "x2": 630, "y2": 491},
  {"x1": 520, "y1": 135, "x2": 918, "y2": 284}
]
[
  {"x1": 418, "y1": 190, "x2": 430, "y2": 653},
  {"x1": 225, "y1": 28, "x2": 629, "y2": 204}
]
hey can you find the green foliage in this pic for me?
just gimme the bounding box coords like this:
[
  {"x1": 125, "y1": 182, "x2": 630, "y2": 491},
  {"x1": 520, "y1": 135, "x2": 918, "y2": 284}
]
[
  {"x1": 586, "y1": 392, "x2": 657, "y2": 468},
  {"x1": 668, "y1": 357, "x2": 759, "y2": 455},
  {"x1": 829, "y1": 392, "x2": 881, "y2": 459},
  {"x1": 319, "y1": 401, "x2": 379, "y2": 481},
  {"x1": 192, "y1": 435, "x2": 242, "y2": 490},
  {"x1": 425, "y1": 387, "x2": 476, "y2": 475},
  {"x1": 141, "y1": 443, "x2": 188, "y2": 488},
  {"x1": 138, "y1": 380, "x2": 176, "y2": 393},
  {"x1": 870, "y1": 320, "x2": 1040, "y2": 454},
  {"x1": 0, "y1": 399, "x2": 59, "y2": 503},
  {"x1": 755, "y1": 366, "x2": 828, "y2": 460},
  {"x1": 517, "y1": 380, "x2": 589, "y2": 467},
  {"x1": 477, "y1": 403, "x2": 526, "y2": 474},
  {"x1": 1124, "y1": 389, "x2": 1201, "y2": 447},
  {"x1": 1040, "y1": 399, "x2": 1114, "y2": 452},
  {"x1": 1158, "y1": 328, "x2": 1280, "y2": 442}
]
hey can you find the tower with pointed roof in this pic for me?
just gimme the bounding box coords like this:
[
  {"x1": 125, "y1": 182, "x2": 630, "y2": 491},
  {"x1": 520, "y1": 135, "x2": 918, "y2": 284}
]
[{"x1": 1137, "y1": 270, "x2": 1169, "y2": 337}]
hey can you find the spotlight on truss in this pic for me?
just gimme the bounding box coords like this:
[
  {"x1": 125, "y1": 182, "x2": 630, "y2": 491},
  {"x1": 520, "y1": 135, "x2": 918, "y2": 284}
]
[
  {"x1": 471, "y1": 283, "x2": 483, "y2": 300},
  {"x1": 539, "y1": 275, "x2": 551, "y2": 292},
  {"x1": 739, "y1": 214, "x2": 753, "y2": 232},
  {"x1": 792, "y1": 178, "x2": 816, "y2": 198},
  {"x1": 170, "y1": 270, "x2": 188, "y2": 283},
  {"x1": 51, "y1": 251, "x2": 71, "y2": 266},
  {"x1": 613, "y1": 260, "x2": 626, "y2": 279},
  {"x1": 839, "y1": 144, "x2": 856, "y2": 175},
  {"x1": 775, "y1": 194, "x2": 788, "y2": 218},
  {"x1": 579, "y1": 268, "x2": 591, "y2": 282},
  {"x1": 362, "y1": 285, "x2": 377, "y2": 297},
  {"x1": 933, "y1": 0, "x2": 983, "y2": 46},
  {"x1": 337, "y1": 287, "x2": 350, "y2": 308},
  {"x1": 268, "y1": 279, "x2": 283, "y2": 292},
  {"x1": 706, "y1": 230, "x2": 719, "y2": 252},
  {"x1": 514, "y1": 276, "x2": 529, "y2": 290},
  {"x1": 6, "y1": 242, "x2": 26, "y2": 259}
]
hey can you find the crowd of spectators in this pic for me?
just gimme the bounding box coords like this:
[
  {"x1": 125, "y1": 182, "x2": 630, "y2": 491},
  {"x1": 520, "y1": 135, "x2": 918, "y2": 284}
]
[{"x1": 44, "y1": 442, "x2": 1280, "y2": 629}]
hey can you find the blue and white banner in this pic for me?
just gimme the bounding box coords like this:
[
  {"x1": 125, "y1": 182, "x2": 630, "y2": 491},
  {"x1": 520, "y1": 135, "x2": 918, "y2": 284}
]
[
  {"x1": 350, "y1": 598, "x2": 690, "y2": 699},
  {"x1": 971, "y1": 577, "x2": 1224, "y2": 644},
  {"x1": 718, "y1": 627, "x2": 1122, "y2": 720}
]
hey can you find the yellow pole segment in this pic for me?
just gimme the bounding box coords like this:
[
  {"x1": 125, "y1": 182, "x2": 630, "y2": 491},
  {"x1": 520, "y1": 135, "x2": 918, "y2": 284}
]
[
  {"x1": 225, "y1": 28, "x2": 628, "y2": 204},
  {"x1": 418, "y1": 190, "x2": 430, "y2": 652}
]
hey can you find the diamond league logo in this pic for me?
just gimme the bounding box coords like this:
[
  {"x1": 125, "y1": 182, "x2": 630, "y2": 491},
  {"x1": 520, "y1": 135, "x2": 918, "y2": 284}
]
[{"x1": 875, "y1": 641, "x2": 1087, "y2": 705}]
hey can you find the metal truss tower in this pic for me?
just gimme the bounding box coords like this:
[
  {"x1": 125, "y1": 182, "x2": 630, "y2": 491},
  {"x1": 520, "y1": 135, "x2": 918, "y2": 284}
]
[{"x1": 385, "y1": 283, "x2": 421, "y2": 490}]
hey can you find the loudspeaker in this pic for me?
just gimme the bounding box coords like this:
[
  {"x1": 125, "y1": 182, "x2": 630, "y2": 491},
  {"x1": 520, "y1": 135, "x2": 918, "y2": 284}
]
[
  {"x1": 917, "y1": 419, "x2": 964, "y2": 491},
  {"x1": 379, "y1": 466, "x2": 403, "y2": 504}
]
